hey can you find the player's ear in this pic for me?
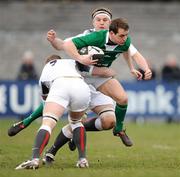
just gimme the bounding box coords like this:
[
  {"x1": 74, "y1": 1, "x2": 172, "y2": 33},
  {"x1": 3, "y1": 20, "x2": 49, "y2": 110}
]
[{"x1": 109, "y1": 31, "x2": 114, "y2": 35}]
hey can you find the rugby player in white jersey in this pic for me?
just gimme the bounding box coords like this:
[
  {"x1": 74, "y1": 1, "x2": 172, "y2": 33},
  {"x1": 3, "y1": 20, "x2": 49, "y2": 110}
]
[{"x1": 15, "y1": 55, "x2": 91, "y2": 169}]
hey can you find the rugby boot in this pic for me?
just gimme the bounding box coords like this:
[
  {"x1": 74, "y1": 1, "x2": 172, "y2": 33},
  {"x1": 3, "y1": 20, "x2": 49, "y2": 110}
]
[
  {"x1": 113, "y1": 128, "x2": 133, "y2": 147},
  {"x1": 15, "y1": 158, "x2": 39, "y2": 170},
  {"x1": 8, "y1": 121, "x2": 25, "y2": 136},
  {"x1": 68, "y1": 139, "x2": 76, "y2": 151},
  {"x1": 76, "y1": 158, "x2": 89, "y2": 168},
  {"x1": 42, "y1": 152, "x2": 55, "y2": 165}
]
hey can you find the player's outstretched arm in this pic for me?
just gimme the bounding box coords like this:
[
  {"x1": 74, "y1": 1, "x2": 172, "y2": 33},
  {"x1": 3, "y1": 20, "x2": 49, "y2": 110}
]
[
  {"x1": 47, "y1": 29, "x2": 64, "y2": 50},
  {"x1": 132, "y1": 51, "x2": 152, "y2": 80}
]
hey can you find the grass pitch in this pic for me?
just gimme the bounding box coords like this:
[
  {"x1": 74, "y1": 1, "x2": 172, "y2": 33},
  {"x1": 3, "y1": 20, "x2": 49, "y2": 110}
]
[{"x1": 0, "y1": 119, "x2": 180, "y2": 177}]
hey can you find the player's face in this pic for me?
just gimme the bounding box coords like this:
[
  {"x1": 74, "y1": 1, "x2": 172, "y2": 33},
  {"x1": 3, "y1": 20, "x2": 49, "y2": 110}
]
[
  {"x1": 109, "y1": 28, "x2": 129, "y2": 45},
  {"x1": 93, "y1": 15, "x2": 111, "y2": 31}
]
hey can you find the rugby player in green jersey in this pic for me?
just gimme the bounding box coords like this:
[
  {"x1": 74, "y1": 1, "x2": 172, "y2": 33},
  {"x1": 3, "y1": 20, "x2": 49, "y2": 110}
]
[{"x1": 49, "y1": 17, "x2": 152, "y2": 146}]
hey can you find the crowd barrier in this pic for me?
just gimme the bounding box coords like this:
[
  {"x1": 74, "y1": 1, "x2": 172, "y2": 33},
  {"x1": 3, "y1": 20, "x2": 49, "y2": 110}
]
[{"x1": 0, "y1": 80, "x2": 179, "y2": 119}]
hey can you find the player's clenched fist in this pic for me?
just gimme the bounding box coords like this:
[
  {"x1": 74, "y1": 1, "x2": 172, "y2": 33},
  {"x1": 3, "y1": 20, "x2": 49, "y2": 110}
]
[
  {"x1": 47, "y1": 29, "x2": 56, "y2": 42},
  {"x1": 144, "y1": 69, "x2": 152, "y2": 80}
]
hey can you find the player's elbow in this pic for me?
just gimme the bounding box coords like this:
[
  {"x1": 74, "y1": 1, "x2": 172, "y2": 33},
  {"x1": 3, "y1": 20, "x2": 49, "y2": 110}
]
[{"x1": 63, "y1": 40, "x2": 74, "y2": 50}]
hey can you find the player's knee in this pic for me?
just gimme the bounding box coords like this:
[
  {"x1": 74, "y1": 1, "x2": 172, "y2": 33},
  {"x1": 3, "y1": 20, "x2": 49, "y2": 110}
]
[
  {"x1": 115, "y1": 93, "x2": 128, "y2": 105},
  {"x1": 62, "y1": 124, "x2": 73, "y2": 139},
  {"x1": 68, "y1": 114, "x2": 84, "y2": 131},
  {"x1": 99, "y1": 108, "x2": 115, "y2": 130},
  {"x1": 101, "y1": 118, "x2": 115, "y2": 129}
]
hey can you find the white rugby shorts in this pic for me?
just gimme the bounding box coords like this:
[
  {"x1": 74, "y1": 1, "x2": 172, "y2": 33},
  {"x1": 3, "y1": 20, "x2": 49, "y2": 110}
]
[
  {"x1": 46, "y1": 78, "x2": 90, "y2": 112},
  {"x1": 84, "y1": 76, "x2": 112, "y2": 89},
  {"x1": 88, "y1": 85, "x2": 114, "y2": 109}
]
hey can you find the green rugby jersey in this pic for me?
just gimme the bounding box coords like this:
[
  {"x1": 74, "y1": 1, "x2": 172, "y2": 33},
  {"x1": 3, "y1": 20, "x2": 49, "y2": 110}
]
[{"x1": 72, "y1": 30, "x2": 131, "y2": 67}]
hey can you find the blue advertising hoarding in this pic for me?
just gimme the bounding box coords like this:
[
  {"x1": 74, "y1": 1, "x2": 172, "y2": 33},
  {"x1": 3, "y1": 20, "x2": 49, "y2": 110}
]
[
  {"x1": 124, "y1": 80, "x2": 180, "y2": 117},
  {"x1": 0, "y1": 80, "x2": 179, "y2": 118},
  {"x1": 0, "y1": 80, "x2": 41, "y2": 117}
]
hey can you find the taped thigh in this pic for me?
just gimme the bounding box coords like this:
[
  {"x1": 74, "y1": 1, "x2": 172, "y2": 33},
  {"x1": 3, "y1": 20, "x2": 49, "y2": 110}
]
[
  {"x1": 43, "y1": 112, "x2": 59, "y2": 123},
  {"x1": 98, "y1": 107, "x2": 115, "y2": 119}
]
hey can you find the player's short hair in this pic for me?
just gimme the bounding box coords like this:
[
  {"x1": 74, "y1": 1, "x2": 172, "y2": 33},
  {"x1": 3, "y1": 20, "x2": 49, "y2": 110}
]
[
  {"x1": 45, "y1": 54, "x2": 61, "y2": 64},
  {"x1": 109, "y1": 18, "x2": 129, "y2": 34},
  {"x1": 91, "y1": 7, "x2": 112, "y2": 20}
]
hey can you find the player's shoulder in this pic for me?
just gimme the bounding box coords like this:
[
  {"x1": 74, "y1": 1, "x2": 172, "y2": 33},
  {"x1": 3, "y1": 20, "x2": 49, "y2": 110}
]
[
  {"x1": 125, "y1": 36, "x2": 131, "y2": 47},
  {"x1": 85, "y1": 29, "x2": 108, "y2": 35},
  {"x1": 83, "y1": 29, "x2": 95, "y2": 35},
  {"x1": 90, "y1": 30, "x2": 108, "y2": 38},
  {"x1": 97, "y1": 29, "x2": 108, "y2": 34}
]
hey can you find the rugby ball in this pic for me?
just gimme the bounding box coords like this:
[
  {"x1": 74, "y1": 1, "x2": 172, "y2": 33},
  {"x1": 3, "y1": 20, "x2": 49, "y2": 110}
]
[{"x1": 79, "y1": 46, "x2": 104, "y2": 61}]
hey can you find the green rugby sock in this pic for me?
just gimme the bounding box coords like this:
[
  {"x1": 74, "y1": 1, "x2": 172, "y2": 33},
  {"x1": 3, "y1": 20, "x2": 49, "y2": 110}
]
[
  {"x1": 114, "y1": 104, "x2": 127, "y2": 133},
  {"x1": 22, "y1": 102, "x2": 44, "y2": 127}
]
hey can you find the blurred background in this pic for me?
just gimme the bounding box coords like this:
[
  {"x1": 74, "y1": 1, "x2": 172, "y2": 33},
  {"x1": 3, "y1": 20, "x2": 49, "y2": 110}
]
[{"x1": 0, "y1": 0, "x2": 180, "y2": 121}]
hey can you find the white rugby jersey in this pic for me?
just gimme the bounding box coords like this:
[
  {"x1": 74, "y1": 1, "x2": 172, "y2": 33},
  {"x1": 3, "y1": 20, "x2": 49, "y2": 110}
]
[
  {"x1": 39, "y1": 59, "x2": 81, "y2": 98},
  {"x1": 40, "y1": 59, "x2": 81, "y2": 82}
]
